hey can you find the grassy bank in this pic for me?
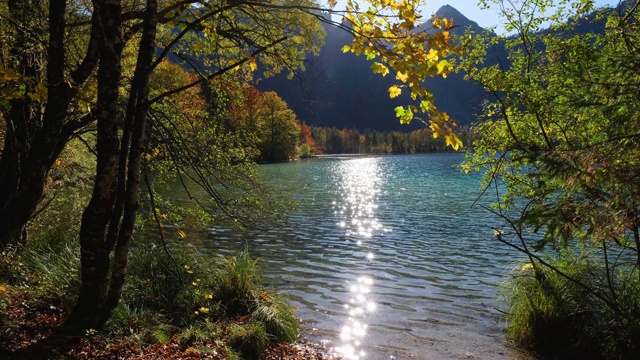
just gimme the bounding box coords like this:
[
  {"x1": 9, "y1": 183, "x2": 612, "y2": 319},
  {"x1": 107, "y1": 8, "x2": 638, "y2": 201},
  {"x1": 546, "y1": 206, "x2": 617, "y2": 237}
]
[
  {"x1": 0, "y1": 228, "x2": 306, "y2": 360},
  {"x1": 503, "y1": 253, "x2": 640, "y2": 360}
]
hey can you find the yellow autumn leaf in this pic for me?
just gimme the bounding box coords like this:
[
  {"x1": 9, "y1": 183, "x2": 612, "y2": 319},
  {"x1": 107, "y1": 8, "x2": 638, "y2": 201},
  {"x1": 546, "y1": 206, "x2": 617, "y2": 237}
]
[
  {"x1": 371, "y1": 62, "x2": 389, "y2": 76},
  {"x1": 184, "y1": 264, "x2": 194, "y2": 274},
  {"x1": 78, "y1": 100, "x2": 90, "y2": 114},
  {"x1": 430, "y1": 121, "x2": 442, "y2": 138},
  {"x1": 445, "y1": 132, "x2": 463, "y2": 150},
  {"x1": 178, "y1": 229, "x2": 187, "y2": 238},
  {"x1": 443, "y1": 18, "x2": 453, "y2": 30},
  {"x1": 199, "y1": 307, "x2": 210, "y2": 314},
  {"x1": 388, "y1": 85, "x2": 402, "y2": 98},
  {"x1": 436, "y1": 59, "x2": 452, "y2": 76},
  {"x1": 520, "y1": 263, "x2": 534, "y2": 271},
  {"x1": 395, "y1": 72, "x2": 408, "y2": 82},
  {"x1": 249, "y1": 57, "x2": 257, "y2": 72},
  {"x1": 426, "y1": 48, "x2": 439, "y2": 62}
]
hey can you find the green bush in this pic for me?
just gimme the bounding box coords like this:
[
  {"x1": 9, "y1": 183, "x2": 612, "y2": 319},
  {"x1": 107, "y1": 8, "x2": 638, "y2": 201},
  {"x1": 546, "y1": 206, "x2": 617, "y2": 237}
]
[
  {"x1": 503, "y1": 253, "x2": 640, "y2": 359},
  {"x1": 297, "y1": 143, "x2": 313, "y2": 159}
]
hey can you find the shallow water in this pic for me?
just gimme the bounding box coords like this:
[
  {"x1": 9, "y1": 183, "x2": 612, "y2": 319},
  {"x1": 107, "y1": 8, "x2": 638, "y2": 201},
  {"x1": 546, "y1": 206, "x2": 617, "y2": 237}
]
[{"x1": 198, "y1": 154, "x2": 531, "y2": 360}]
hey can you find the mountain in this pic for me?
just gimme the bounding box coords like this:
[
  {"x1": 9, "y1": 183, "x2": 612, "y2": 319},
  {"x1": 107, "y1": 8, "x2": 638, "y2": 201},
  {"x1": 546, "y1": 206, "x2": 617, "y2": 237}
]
[
  {"x1": 255, "y1": 5, "x2": 487, "y2": 132},
  {"x1": 435, "y1": 4, "x2": 484, "y2": 35},
  {"x1": 255, "y1": 2, "x2": 614, "y2": 132}
]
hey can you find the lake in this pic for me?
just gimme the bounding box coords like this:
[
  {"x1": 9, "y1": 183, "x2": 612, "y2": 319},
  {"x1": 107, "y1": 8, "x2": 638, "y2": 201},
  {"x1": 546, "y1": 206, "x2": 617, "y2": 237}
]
[{"x1": 197, "y1": 153, "x2": 530, "y2": 360}]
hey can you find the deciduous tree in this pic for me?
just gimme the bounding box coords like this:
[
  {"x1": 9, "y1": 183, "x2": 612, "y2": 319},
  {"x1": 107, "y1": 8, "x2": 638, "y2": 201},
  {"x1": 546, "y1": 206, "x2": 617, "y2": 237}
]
[{"x1": 461, "y1": 0, "x2": 640, "y2": 327}]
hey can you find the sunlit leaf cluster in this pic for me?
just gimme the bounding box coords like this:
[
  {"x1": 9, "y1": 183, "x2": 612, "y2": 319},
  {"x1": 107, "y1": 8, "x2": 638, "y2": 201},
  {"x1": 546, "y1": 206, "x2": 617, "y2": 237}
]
[
  {"x1": 342, "y1": 0, "x2": 463, "y2": 149},
  {"x1": 462, "y1": 0, "x2": 640, "y2": 262}
]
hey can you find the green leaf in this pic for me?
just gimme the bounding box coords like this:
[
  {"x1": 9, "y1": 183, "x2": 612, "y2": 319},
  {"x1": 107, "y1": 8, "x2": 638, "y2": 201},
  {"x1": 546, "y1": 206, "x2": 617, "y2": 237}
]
[
  {"x1": 419, "y1": 100, "x2": 431, "y2": 113},
  {"x1": 394, "y1": 106, "x2": 413, "y2": 124},
  {"x1": 394, "y1": 106, "x2": 405, "y2": 118},
  {"x1": 341, "y1": 45, "x2": 351, "y2": 53}
]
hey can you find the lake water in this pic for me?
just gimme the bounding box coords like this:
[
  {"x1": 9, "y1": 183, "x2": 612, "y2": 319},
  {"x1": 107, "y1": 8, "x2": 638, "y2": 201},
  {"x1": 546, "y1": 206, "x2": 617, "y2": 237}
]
[{"x1": 198, "y1": 153, "x2": 530, "y2": 360}]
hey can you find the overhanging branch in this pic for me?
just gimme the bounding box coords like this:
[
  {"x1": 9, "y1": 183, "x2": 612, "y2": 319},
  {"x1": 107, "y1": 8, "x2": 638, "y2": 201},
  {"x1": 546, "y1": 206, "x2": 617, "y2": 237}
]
[{"x1": 149, "y1": 36, "x2": 288, "y2": 105}]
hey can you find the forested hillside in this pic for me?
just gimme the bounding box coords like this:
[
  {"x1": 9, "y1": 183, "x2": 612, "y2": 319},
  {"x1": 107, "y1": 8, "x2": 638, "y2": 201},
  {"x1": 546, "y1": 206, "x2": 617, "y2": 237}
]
[{"x1": 257, "y1": 5, "x2": 488, "y2": 131}]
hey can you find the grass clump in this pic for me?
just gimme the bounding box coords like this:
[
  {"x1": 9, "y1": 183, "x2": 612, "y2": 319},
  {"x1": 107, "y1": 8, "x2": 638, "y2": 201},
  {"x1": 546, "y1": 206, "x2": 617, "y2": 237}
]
[
  {"x1": 213, "y1": 250, "x2": 262, "y2": 316},
  {"x1": 0, "y1": 227, "x2": 81, "y2": 309},
  {"x1": 227, "y1": 321, "x2": 269, "y2": 360},
  {"x1": 251, "y1": 295, "x2": 299, "y2": 342},
  {"x1": 503, "y1": 252, "x2": 640, "y2": 360}
]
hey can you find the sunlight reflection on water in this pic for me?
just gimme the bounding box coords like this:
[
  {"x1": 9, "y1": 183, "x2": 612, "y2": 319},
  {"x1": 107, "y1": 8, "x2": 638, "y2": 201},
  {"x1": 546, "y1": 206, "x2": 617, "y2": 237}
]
[
  {"x1": 330, "y1": 158, "x2": 388, "y2": 359},
  {"x1": 194, "y1": 154, "x2": 531, "y2": 360}
]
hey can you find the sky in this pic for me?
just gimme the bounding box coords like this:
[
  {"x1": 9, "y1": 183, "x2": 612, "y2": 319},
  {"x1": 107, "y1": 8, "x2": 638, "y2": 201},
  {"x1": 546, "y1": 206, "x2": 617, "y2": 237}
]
[{"x1": 328, "y1": 0, "x2": 618, "y2": 33}]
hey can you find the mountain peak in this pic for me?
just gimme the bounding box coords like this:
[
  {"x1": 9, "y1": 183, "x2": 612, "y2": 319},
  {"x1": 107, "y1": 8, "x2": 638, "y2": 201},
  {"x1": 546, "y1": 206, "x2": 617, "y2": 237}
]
[
  {"x1": 435, "y1": 4, "x2": 462, "y2": 17},
  {"x1": 434, "y1": 4, "x2": 483, "y2": 34}
]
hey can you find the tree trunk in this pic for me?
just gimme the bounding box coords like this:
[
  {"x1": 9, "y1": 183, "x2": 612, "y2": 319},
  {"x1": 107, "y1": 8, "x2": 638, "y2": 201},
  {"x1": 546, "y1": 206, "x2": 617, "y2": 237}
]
[
  {"x1": 0, "y1": 0, "x2": 41, "y2": 250},
  {"x1": 65, "y1": 0, "x2": 124, "y2": 333},
  {"x1": 65, "y1": 0, "x2": 158, "y2": 332},
  {"x1": 0, "y1": 0, "x2": 79, "y2": 251},
  {"x1": 103, "y1": 0, "x2": 157, "y2": 321}
]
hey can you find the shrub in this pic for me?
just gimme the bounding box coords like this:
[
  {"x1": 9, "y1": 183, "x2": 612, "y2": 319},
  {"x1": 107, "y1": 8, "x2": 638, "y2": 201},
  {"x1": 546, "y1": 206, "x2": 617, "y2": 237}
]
[{"x1": 297, "y1": 143, "x2": 313, "y2": 159}]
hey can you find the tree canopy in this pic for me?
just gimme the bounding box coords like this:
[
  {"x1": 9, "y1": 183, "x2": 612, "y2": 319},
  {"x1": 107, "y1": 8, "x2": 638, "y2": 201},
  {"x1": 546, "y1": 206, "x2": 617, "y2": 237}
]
[{"x1": 461, "y1": 1, "x2": 640, "y2": 353}]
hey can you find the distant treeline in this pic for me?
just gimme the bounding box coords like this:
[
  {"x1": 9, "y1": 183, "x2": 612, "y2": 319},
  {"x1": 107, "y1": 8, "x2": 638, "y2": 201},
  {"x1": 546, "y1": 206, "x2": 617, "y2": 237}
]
[{"x1": 308, "y1": 126, "x2": 475, "y2": 155}]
